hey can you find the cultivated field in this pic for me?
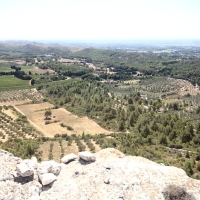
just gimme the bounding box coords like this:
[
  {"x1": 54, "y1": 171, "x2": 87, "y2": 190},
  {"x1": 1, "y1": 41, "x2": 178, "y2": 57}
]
[
  {"x1": 0, "y1": 89, "x2": 43, "y2": 104},
  {"x1": 0, "y1": 76, "x2": 29, "y2": 88},
  {"x1": 0, "y1": 105, "x2": 43, "y2": 143},
  {"x1": 0, "y1": 89, "x2": 110, "y2": 143},
  {"x1": 17, "y1": 103, "x2": 110, "y2": 137},
  {"x1": 58, "y1": 58, "x2": 80, "y2": 64},
  {"x1": 38, "y1": 138, "x2": 102, "y2": 162},
  {"x1": 20, "y1": 66, "x2": 55, "y2": 74},
  {"x1": 0, "y1": 66, "x2": 15, "y2": 72},
  {"x1": 0, "y1": 59, "x2": 25, "y2": 65}
]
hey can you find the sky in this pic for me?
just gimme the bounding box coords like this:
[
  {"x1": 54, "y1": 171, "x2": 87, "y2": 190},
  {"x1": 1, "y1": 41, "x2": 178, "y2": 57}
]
[{"x1": 0, "y1": 0, "x2": 200, "y2": 41}]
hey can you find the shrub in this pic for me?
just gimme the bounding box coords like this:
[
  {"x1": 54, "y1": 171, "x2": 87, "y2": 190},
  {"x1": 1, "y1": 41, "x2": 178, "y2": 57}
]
[
  {"x1": 184, "y1": 161, "x2": 194, "y2": 176},
  {"x1": 67, "y1": 126, "x2": 74, "y2": 131},
  {"x1": 196, "y1": 161, "x2": 200, "y2": 171},
  {"x1": 162, "y1": 185, "x2": 196, "y2": 200}
]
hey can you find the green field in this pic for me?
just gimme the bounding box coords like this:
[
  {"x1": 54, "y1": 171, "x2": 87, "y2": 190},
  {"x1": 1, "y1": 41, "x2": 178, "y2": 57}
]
[
  {"x1": 0, "y1": 66, "x2": 15, "y2": 72},
  {"x1": 20, "y1": 65, "x2": 34, "y2": 70},
  {"x1": 0, "y1": 65, "x2": 33, "y2": 73},
  {"x1": 0, "y1": 75, "x2": 30, "y2": 91}
]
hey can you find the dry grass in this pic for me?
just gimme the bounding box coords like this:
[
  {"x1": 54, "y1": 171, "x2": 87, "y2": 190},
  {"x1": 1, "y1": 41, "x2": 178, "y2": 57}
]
[
  {"x1": 52, "y1": 141, "x2": 61, "y2": 162},
  {"x1": 0, "y1": 100, "x2": 31, "y2": 107},
  {"x1": 38, "y1": 141, "x2": 51, "y2": 161},
  {"x1": 58, "y1": 58, "x2": 80, "y2": 63},
  {"x1": 29, "y1": 67, "x2": 55, "y2": 74},
  {"x1": 163, "y1": 98, "x2": 181, "y2": 104},
  {"x1": 38, "y1": 139, "x2": 101, "y2": 162},
  {"x1": 62, "y1": 140, "x2": 79, "y2": 155},
  {"x1": 17, "y1": 102, "x2": 53, "y2": 113},
  {"x1": 16, "y1": 104, "x2": 110, "y2": 137},
  {"x1": 91, "y1": 139, "x2": 101, "y2": 152},
  {"x1": 0, "y1": 59, "x2": 25, "y2": 64},
  {"x1": 38, "y1": 140, "x2": 80, "y2": 162},
  {"x1": 2, "y1": 109, "x2": 17, "y2": 120},
  {"x1": 81, "y1": 140, "x2": 90, "y2": 151},
  {"x1": 124, "y1": 80, "x2": 140, "y2": 84}
]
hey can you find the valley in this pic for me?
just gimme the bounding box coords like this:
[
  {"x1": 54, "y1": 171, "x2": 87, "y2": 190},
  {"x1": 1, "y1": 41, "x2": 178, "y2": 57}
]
[{"x1": 1, "y1": 42, "x2": 200, "y2": 180}]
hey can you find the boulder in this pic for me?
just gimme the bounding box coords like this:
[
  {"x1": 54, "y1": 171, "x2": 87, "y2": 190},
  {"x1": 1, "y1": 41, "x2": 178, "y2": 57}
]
[
  {"x1": 21, "y1": 159, "x2": 35, "y2": 170},
  {"x1": 37, "y1": 160, "x2": 54, "y2": 176},
  {"x1": 16, "y1": 162, "x2": 34, "y2": 177},
  {"x1": 37, "y1": 160, "x2": 61, "y2": 176},
  {"x1": 50, "y1": 161, "x2": 62, "y2": 176},
  {"x1": 61, "y1": 153, "x2": 78, "y2": 164},
  {"x1": 39, "y1": 173, "x2": 57, "y2": 186},
  {"x1": 78, "y1": 151, "x2": 96, "y2": 162}
]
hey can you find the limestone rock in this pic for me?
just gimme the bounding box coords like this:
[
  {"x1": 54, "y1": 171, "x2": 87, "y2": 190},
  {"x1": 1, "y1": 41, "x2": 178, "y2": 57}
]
[
  {"x1": 49, "y1": 161, "x2": 62, "y2": 176},
  {"x1": 0, "y1": 149, "x2": 22, "y2": 181},
  {"x1": 61, "y1": 153, "x2": 77, "y2": 164},
  {"x1": 0, "y1": 180, "x2": 42, "y2": 200},
  {"x1": 39, "y1": 173, "x2": 57, "y2": 186},
  {"x1": 1, "y1": 148, "x2": 200, "y2": 199},
  {"x1": 78, "y1": 151, "x2": 96, "y2": 162},
  {"x1": 16, "y1": 162, "x2": 34, "y2": 177},
  {"x1": 41, "y1": 148, "x2": 200, "y2": 200},
  {"x1": 37, "y1": 160, "x2": 54, "y2": 176},
  {"x1": 0, "y1": 150, "x2": 41, "y2": 200},
  {"x1": 37, "y1": 160, "x2": 61, "y2": 176}
]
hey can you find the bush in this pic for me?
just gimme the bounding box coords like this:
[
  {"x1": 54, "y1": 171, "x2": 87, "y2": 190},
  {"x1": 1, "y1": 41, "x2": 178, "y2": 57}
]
[
  {"x1": 162, "y1": 185, "x2": 196, "y2": 200},
  {"x1": 67, "y1": 126, "x2": 74, "y2": 131},
  {"x1": 184, "y1": 161, "x2": 194, "y2": 176},
  {"x1": 196, "y1": 161, "x2": 200, "y2": 171}
]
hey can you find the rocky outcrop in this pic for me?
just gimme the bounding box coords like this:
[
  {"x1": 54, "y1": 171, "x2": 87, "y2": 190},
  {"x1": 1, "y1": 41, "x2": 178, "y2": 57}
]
[{"x1": 1, "y1": 148, "x2": 200, "y2": 199}]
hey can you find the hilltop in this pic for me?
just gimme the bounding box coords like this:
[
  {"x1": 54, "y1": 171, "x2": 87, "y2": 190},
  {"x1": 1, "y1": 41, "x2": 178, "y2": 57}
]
[{"x1": 0, "y1": 148, "x2": 199, "y2": 200}]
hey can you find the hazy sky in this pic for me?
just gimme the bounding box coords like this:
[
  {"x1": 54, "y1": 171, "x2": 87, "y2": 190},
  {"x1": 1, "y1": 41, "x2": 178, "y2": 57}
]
[{"x1": 0, "y1": 0, "x2": 200, "y2": 40}]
